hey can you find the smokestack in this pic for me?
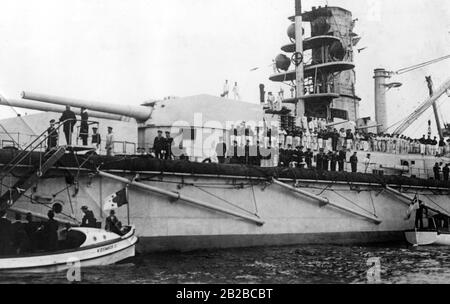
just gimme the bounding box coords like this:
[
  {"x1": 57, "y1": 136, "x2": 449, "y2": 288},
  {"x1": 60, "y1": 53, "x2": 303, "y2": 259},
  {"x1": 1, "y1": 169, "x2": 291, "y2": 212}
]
[{"x1": 373, "y1": 68, "x2": 391, "y2": 134}]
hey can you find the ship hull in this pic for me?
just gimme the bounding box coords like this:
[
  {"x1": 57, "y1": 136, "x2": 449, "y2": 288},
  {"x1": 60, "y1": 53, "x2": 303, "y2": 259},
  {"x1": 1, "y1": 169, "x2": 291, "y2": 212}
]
[
  {"x1": 8, "y1": 171, "x2": 449, "y2": 252},
  {"x1": 2, "y1": 153, "x2": 449, "y2": 253}
]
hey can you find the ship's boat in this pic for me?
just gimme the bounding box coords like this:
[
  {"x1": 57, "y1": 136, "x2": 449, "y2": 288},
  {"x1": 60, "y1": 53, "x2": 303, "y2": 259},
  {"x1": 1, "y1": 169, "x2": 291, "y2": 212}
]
[
  {"x1": 0, "y1": 226, "x2": 137, "y2": 273},
  {"x1": 404, "y1": 230, "x2": 450, "y2": 246}
]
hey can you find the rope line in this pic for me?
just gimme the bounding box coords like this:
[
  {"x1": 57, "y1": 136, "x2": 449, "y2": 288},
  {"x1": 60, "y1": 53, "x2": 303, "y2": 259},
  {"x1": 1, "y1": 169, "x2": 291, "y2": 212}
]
[
  {"x1": 193, "y1": 185, "x2": 257, "y2": 217},
  {"x1": 331, "y1": 189, "x2": 376, "y2": 216}
]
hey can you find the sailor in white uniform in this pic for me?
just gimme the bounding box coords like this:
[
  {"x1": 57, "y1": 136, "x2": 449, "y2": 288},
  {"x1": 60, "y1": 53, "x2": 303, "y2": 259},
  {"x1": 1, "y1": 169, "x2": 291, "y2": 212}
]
[{"x1": 232, "y1": 82, "x2": 241, "y2": 100}]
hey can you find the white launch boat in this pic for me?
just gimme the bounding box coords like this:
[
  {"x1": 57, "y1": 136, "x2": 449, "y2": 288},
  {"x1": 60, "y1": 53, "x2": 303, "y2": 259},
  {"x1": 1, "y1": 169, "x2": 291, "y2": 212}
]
[
  {"x1": 0, "y1": 226, "x2": 138, "y2": 273},
  {"x1": 405, "y1": 229, "x2": 450, "y2": 247}
]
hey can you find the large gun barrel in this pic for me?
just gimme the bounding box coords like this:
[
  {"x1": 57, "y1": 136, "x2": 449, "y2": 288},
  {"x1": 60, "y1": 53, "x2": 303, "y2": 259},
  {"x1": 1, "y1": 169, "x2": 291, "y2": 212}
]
[
  {"x1": 0, "y1": 97, "x2": 124, "y2": 121},
  {"x1": 21, "y1": 91, "x2": 153, "y2": 122}
]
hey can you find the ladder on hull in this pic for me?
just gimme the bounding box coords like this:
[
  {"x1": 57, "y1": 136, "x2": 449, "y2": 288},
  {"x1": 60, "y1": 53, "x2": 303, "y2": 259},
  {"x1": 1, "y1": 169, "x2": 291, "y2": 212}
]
[{"x1": 0, "y1": 146, "x2": 66, "y2": 211}]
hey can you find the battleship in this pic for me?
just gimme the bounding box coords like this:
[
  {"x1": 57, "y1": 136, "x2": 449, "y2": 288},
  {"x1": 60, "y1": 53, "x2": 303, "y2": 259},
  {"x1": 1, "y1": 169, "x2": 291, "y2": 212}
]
[{"x1": 0, "y1": 0, "x2": 449, "y2": 253}]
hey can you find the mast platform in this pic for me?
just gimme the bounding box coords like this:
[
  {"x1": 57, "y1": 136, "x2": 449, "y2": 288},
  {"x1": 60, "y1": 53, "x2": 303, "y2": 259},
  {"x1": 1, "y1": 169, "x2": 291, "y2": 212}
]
[
  {"x1": 269, "y1": 62, "x2": 355, "y2": 82},
  {"x1": 283, "y1": 93, "x2": 339, "y2": 104},
  {"x1": 281, "y1": 35, "x2": 342, "y2": 53}
]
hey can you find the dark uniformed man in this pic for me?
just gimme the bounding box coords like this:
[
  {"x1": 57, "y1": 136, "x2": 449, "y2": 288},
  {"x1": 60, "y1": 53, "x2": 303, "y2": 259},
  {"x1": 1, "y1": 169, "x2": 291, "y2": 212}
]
[
  {"x1": 444, "y1": 164, "x2": 450, "y2": 182},
  {"x1": 286, "y1": 144, "x2": 294, "y2": 166},
  {"x1": 330, "y1": 151, "x2": 338, "y2": 172},
  {"x1": 305, "y1": 148, "x2": 313, "y2": 169},
  {"x1": 244, "y1": 140, "x2": 251, "y2": 165},
  {"x1": 164, "y1": 131, "x2": 173, "y2": 160},
  {"x1": 46, "y1": 119, "x2": 58, "y2": 151},
  {"x1": 105, "y1": 210, "x2": 122, "y2": 236},
  {"x1": 338, "y1": 147, "x2": 347, "y2": 172},
  {"x1": 44, "y1": 210, "x2": 59, "y2": 251},
  {"x1": 331, "y1": 128, "x2": 339, "y2": 152},
  {"x1": 11, "y1": 213, "x2": 28, "y2": 254},
  {"x1": 0, "y1": 210, "x2": 12, "y2": 255},
  {"x1": 230, "y1": 140, "x2": 239, "y2": 164},
  {"x1": 59, "y1": 105, "x2": 77, "y2": 146},
  {"x1": 278, "y1": 143, "x2": 286, "y2": 167},
  {"x1": 215, "y1": 138, "x2": 227, "y2": 164},
  {"x1": 91, "y1": 127, "x2": 101, "y2": 150},
  {"x1": 433, "y1": 163, "x2": 441, "y2": 181},
  {"x1": 296, "y1": 146, "x2": 305, "y2": 168},
  {"x1": 249, "y1": 141, "x2": 258, "y2": 166},
  {"x1": 316, "y1": 149, "x2": 324, "y2": 171},
  {"x1": 322, "y1": 151, "x2": 331, "y2": 171},
  {"x1": 350, "y1": 152, "x2": 358, "y2": 173},
  {"x1": 80, "y1": 206, "x2": 97, "y2": 228},
  {"x1": 255, "y1": 141, "x2": 262, "y2": 167},
  {"x1": 153, "y1": 130, "x2": 165, "y2": 159},
  {"x1": 79, "y1": 107, "x2": 89, "y2": 146},
  {"x1": 415, "y1": 200, "x2": 428, "y2": 229},
  {"x1": 24, "y1": 213, "x2": 39, "y2": 252}
]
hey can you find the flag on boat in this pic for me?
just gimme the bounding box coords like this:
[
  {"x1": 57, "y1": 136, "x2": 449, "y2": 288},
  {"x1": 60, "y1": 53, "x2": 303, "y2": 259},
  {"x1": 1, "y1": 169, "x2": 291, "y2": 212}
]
[
  {"x1": 405, "y1": 195, "x2": 419, "y2": 220},
  {"x1": 103, "y1": 188, "x2": 128, "y2": 211}
]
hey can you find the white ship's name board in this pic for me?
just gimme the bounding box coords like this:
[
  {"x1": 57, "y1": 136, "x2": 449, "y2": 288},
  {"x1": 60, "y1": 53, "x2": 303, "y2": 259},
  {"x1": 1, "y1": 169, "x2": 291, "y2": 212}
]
[{"x1": 97, "y1": 243, "x2": 117, "y2": 253}]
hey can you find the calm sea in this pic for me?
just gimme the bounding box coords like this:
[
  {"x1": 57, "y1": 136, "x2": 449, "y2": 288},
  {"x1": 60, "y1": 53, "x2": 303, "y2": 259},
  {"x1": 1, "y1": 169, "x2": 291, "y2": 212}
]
[{"x1": 1, "y1": 244, "x2": 450, "y2": 284}]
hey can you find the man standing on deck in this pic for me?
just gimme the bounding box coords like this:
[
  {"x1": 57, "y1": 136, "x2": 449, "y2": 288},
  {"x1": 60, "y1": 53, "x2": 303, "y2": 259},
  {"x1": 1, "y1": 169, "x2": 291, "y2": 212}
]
[
  {"x1": 415, "y1": 200, "x2": 428, "y2": 229},
  {"x1": 331, "y1": 128, "x2": 339, "y2": 152},
  {"x1": 221, "y1": 80, "x2": 229, "y2": 98},
  {"x1": 164, "y1": 131, "x2": 173, "y2": 160},
  {"x1": 267, "y1": 92, "x2": 275, "y2": 110},
  {"x1": 215, "y1": 138, "x2": 227, "y2": 164},
  {"x1": 316, "y1": 149, "x2": 324, "y2": 171},
  {"x1": 232, "y1": 82, "x2": 241, "y2": 100},
  {"x1": 443, "y1": 164, "x2": 449, "y2": 182},
  {"x1": 79, "y1": 107, "x2": 89, "y2": 146},
  {"x1": 153, "y1": 130, "x2": 165, "y2": 159},
  {"x1": 330, "y1": 151, "x2": 338, "y2": 172},
  {"x1": 433, "y1": 163, "x2": 441, "y2": 181},
  {"x1": 46, "y1": 119, "x2": 58, "y2": 151},
  {"x1": 364, "y1": 154, "x2": 371, "y2": 173},
  {"x1": 419, "y1": 135, "x2": 426, "y2": 155},
  {"x1": 431, "y1": 136, "x2": 438, "y2": 156},
  {"x1": 305, "y1": 148, "x2": 313, "y2": 169},
  {"x1": 59, "y1": 105, "x2": 76, "y2": 146},
  {"x1": 338, "y1": 147, "x2": 347, "y2": 172},
  {"x1": 91, "y1": 127, "x2": 101, "y2": 153},
  {"x1": 105, "y1": 127, "x2": 114, "y2": 157},
  {"x1": 438, "y1": 138, "x2": 445, "y2": 156},
  {"x1": 350, "y1": 152, "x2": 358, "y2": 173}
]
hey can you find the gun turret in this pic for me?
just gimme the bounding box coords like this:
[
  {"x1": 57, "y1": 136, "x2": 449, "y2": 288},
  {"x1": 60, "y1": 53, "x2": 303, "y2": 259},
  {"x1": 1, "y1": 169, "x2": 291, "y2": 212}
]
[{"x1": 21, "y1": 91, "x2": 153, "y2": 122}]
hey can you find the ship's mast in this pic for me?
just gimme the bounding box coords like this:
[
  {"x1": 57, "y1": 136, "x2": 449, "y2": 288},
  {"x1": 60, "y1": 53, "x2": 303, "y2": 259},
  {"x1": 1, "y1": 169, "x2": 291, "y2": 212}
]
[{"x1": 294, "y1": 0, "x2": 305, "y2": 117}]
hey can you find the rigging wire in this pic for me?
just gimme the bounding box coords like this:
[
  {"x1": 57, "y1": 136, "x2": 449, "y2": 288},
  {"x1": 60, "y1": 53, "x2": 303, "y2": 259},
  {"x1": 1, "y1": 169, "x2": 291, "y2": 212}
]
[{"x1": 393, "y1": 54, "x2": 450, "y2": 75}]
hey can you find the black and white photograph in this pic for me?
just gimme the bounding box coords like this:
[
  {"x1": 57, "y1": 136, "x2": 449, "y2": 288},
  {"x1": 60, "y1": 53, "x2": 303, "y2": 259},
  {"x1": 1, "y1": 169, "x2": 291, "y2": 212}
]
[{"x1": 0, "y1": 0, "x2": 449, "y2": 290}]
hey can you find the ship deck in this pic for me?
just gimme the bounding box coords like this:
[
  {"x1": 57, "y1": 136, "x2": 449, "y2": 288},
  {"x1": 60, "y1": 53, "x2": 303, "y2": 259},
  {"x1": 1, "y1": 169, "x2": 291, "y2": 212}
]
[{"x1": 0, "y1": 149, "x2": 448, "y2": 190}]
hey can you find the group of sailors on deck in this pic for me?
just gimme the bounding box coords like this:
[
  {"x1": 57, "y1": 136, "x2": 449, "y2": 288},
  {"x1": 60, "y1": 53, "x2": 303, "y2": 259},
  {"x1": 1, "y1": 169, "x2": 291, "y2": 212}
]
[{"x1": 46, "y1": 106, "x2": 114, "y2": 155}]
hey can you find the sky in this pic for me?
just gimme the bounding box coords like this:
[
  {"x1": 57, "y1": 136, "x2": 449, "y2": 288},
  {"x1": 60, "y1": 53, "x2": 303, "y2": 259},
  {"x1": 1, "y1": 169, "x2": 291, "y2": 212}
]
[{"x1": 0, "y1": 0, "x2": 449, "y2": 138}]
